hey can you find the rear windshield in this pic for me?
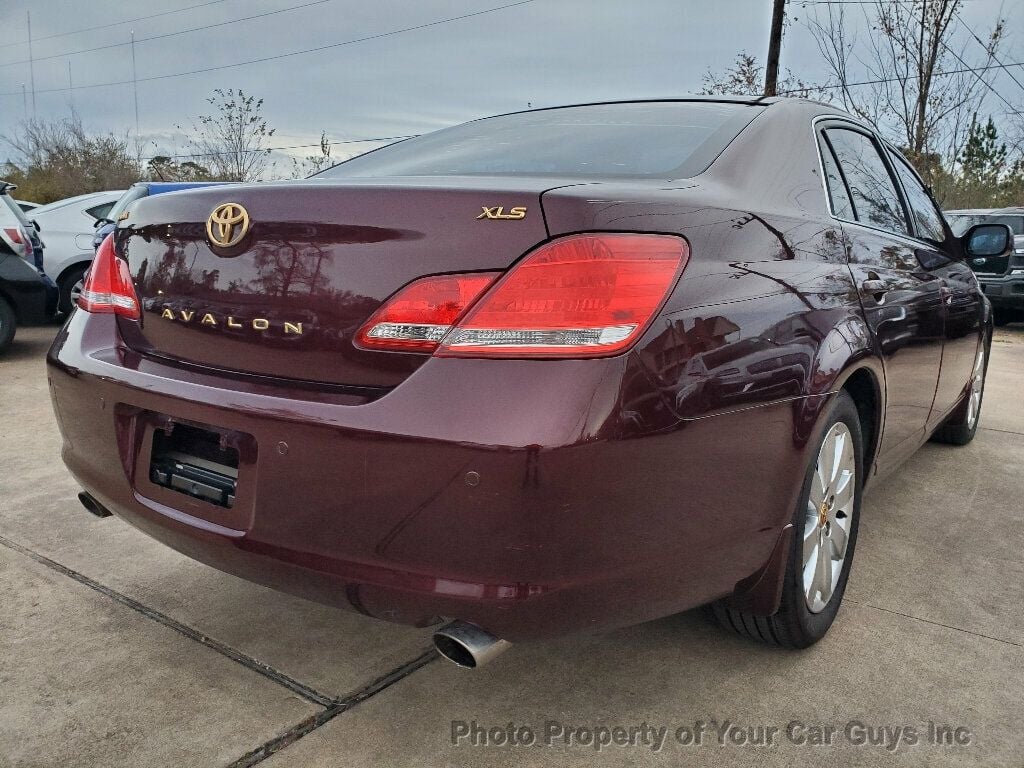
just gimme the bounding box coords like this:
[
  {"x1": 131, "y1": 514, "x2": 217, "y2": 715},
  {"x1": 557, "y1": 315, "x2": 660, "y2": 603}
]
[
  {"x1": 1, "y1": 192, "x2": 34, "y2": 227},
  {"x1": 319, "y1": 102, "x2": 762, "y2": 180}
]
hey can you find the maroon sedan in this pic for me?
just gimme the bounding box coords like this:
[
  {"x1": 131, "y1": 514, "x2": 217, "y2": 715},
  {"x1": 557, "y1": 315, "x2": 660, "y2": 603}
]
[{"x1": 48, "y1": 99, "x2": 1009, "y2": 668}]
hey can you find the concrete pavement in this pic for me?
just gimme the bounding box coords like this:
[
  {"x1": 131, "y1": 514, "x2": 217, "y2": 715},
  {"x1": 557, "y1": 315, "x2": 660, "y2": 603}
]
[{"x1": 1, "y1": 322, "x2": 1022, "y2": 767}]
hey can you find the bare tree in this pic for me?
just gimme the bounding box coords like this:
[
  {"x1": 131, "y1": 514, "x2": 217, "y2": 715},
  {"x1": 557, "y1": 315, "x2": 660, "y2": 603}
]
[
  {"x1": 701, "y1": 52, "x2": 825, "y2": 99},
  {"x1": 2, "y1": 112, "x2": 140, "y2": 203},
  {"x1": 180, "y1": 89, "x2": 276, "y2": 181},
  {"x1": 805, "y1": 0, "x2": 1007, "y2": 181},
  {"x1": 289, "y1": 132, "x2": 334, "y2": 178}
]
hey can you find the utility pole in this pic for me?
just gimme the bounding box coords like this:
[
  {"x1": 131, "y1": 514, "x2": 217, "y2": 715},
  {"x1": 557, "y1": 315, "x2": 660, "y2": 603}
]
[
  {"x1": 130, "y1": 30, "x2": 140, "y2": 136},
  {"x1": 27, "y1": 12, "x2": 36, "y2": 114},
  {"x1": 68, "y1": 60, "x2": 74, "y2": 111},
  {"x1": 21, "y1": 84, "x2": 27, "y2": 118},
  {"x1": 764, "y1": 0, "x2": 786, "y2": 97}
]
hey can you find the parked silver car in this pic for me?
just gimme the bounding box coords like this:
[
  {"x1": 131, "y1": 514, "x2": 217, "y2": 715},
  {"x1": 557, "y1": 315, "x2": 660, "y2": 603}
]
[{"x1": 31, "y1": 191, "x2": 125, "y2": 312}]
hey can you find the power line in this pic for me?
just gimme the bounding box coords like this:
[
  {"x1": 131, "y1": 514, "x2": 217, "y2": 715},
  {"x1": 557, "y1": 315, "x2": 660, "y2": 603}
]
[
  {"x1": 932, "y1": 21, "x2": 1020, "y2": 116},
  {"x1": 141, "y1": 135, "x2": 419, "y2": 160},
  {"x1": 0, "y1": 0, "x2": 333, "y2": 69},
  {"x1": 952, "y1": 7, "x2": 1024, "y2": 97},
  {"x1": 805, "y1": 0, "x2": 1023, "y2": 116},
  {"x1": 3, "y1": 0, "x2": 230, "y2": 48},
  {"x1": 0, "y1": 0, "x2": 536, "y2": 98},
  {"x1": 775, "y1": 60, "x2": 1024, "y2": 96}
]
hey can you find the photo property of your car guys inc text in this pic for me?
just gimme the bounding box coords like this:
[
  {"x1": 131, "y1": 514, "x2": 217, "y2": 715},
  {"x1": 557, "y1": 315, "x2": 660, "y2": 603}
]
[{"x1": 1, "y1": 1, "x2": 1022, "y2": 766}]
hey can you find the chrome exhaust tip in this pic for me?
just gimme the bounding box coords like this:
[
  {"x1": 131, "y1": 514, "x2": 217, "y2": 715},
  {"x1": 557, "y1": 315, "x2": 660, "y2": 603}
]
[
  {"x1": 78, "y1": 491, "x2": 112, "y2": 518},
  {"x1": 432, "y1": 621, "x2": 510, "y2": 669}
]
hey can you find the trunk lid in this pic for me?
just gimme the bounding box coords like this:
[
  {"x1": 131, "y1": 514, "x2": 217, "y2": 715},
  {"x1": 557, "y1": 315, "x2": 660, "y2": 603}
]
[{"x1": 118, "y1": 178, "x2": 558, "y2": 388}]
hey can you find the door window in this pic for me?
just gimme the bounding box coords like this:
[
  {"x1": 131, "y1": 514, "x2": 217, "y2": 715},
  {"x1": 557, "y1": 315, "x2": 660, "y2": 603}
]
[
  {"x1": 886, "y1": 150, "x2": 946, "y2": 242},
  {"x1": 819, "y1": 140, "x2": 855, "y2": 220},
  {"x1": 825, "y1": 128, "x2": 910, "y2": 237}
]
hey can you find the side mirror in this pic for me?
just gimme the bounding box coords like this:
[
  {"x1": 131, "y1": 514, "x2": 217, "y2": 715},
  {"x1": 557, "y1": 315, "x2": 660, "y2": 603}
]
[{"x1": 963, "y1": 223, "x2": 1012, "y2": 258}]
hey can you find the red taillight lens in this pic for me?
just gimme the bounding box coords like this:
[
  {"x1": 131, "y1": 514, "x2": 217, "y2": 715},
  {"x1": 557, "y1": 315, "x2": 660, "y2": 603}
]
[
  {"x1": 437, "y1": 233, "x2": 688, "y2": 358},
  {"x1": 77, "y1": 234, "x2": 140, "y2": 319},
  {"x1": 355, "y1": 272, "x2": 499, "y2": 352},
  {"x1": 3, "y1": 227, "x2": 24, "y2": 245}
]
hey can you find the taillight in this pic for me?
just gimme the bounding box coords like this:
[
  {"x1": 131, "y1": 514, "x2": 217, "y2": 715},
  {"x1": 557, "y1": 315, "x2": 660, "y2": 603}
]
[
  {"x1": 3, "y1": 227, "x2": 24, "y2": 245},
  {"x1": 437, "y1": 233, "x2": 688, "y2": 358},
  {"x1": 355, "y1": 272, "x2": 499, "y2": 352},
  {"x1": 77, "y1": 234, "x2": 140, "y2": 319}
]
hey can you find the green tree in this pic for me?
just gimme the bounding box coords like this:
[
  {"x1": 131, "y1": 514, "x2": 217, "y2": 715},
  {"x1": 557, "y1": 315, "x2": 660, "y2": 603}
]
[
  {"x1": 960, "y1": 115, "x2": 1007, "y2": 193},
  {"x1": 147, "y1": 155, "x2": 215, "y2": 182}
]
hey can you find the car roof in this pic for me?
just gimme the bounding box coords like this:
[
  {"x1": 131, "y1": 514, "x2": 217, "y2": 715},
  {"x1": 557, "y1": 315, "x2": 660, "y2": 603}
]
[
  {"x1": 945, "y1": 208, "x2": 1024, "y2": 215},
  {"x1": 138, "y1": 181, "x2": 235, "y2": 193},
  {"x1": 474, "y1": 96, "x2": 781, "y2": 124},
  {"x1": 32, "y1": 190, "x2": 126, "y2": 215}
]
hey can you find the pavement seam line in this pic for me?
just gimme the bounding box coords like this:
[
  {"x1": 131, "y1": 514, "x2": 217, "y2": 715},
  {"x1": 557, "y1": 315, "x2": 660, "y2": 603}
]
[
  {"x1": 980, "y1": 426, "x2": 1024, "y2": 437},
  {"x1": 224, "y1": 648, "x2": 438, "y2": 768},
  {"x1": 845, "y1": 598, "x2": 1022, "y2": 648},
  {"x1": 0, "y1": 533, "x2": 336, "y2": 707}
]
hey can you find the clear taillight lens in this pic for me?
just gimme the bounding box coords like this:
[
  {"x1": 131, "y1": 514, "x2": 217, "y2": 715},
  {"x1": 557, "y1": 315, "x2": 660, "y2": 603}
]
[
  {"x1": 355, "y1": 272, "x2": 500, "y2": 352},
  {"x1": 437, "y1": 233, "x2": 688, "y2": 358},
  {"x1": 77, "y1": 234, "x2": 140, "y2": 319}
]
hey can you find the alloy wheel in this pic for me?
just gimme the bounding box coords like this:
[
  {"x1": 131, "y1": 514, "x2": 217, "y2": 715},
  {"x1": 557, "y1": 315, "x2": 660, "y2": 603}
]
[
  {"x1": 966, "y1": 345, "x2": 986, "y2": 430},
  {"x1": 69, "y1": 277, "x2": 85, "y2": 308},
  {"x1": 802, "y1": 422, "x2": 856, "y2": 613}
]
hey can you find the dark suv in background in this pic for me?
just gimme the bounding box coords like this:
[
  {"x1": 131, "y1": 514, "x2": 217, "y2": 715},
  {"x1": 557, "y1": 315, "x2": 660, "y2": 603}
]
[{"x1": 946, "y1": 208, "x2": 1024, "y2": 324}]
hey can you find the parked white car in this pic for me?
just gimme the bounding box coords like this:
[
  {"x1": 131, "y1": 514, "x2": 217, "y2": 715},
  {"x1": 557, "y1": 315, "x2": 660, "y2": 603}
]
[{"x1": 32, "y1": 190, "x2": 124, "y2": 312}]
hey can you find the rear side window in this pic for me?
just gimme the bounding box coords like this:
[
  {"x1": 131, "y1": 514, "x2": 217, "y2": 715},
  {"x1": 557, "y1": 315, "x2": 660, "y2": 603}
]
[
  {"x1": 819, "y1": 140, "x2": 854, "y2": 220},
  {"x1": 319, "y1": 102, "x2": 763, "y2": 180},
  {"x1": 84, "y1": 202, "x2": 115, "y2": 221},
  {"x1": 887, "y1": 150, "x2": 945, "y2": 242},
  {"x1": 825, "y1": 128, "x2": 909, "y2": 237}
]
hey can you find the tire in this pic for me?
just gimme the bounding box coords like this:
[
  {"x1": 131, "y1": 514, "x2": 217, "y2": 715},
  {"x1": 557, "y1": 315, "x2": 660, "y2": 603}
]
[
  {"x1": 58, "y1": 265, "x2": 88, "y2": 315},
  {"x1": 0, "y1": 295, "x2": 17, "y2": 354},
  {"x1": 712, "y1": 391, "x2": 863, "y2": 648},
  {"x1": 931, "y1": 340, "x2": 988, "y2": 446}
]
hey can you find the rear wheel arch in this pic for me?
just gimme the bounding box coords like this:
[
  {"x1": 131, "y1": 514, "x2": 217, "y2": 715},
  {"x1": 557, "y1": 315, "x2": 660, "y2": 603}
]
[
  {"x1": 56, "y1": 260, "x2": 92, "y2": 313},
  {"x1": 0, "y1": 284, "x2": 19, "y2": 320},
  {"x1": 837, "y1": 366, "x2": 882, "y2": 482},
  {"x1": 56, "y1": 259, "x2": 91, "y2": 289}
]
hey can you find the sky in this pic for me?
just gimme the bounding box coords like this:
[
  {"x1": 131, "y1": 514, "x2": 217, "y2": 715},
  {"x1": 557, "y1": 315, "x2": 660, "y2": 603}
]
[{"x1": 0, "y1": 0, "x2": 1021, "y2": 170}]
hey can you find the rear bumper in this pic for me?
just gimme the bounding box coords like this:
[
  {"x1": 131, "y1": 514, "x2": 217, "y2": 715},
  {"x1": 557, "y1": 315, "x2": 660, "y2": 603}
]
[
  {"x1": 978, "y1": 273, "x2": 1024, "y2": 311},
  {"x1": 47, "y1": 312, "x2": 804, "y2": 641}
]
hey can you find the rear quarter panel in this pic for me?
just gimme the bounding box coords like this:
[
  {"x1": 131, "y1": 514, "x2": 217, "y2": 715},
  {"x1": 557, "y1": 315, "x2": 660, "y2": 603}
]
[{"x1": 542, "y1": 100, "x2": 882, "y2": 530}]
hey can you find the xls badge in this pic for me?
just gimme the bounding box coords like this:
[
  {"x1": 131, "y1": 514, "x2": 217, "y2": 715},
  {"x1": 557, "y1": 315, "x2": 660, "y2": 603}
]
[
  {"x1": 207, "y1": 203, "x2": 251, "y2": 248},
  {"x1": 477, "y1": 205, "x2": 527, "y2": 220}
]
